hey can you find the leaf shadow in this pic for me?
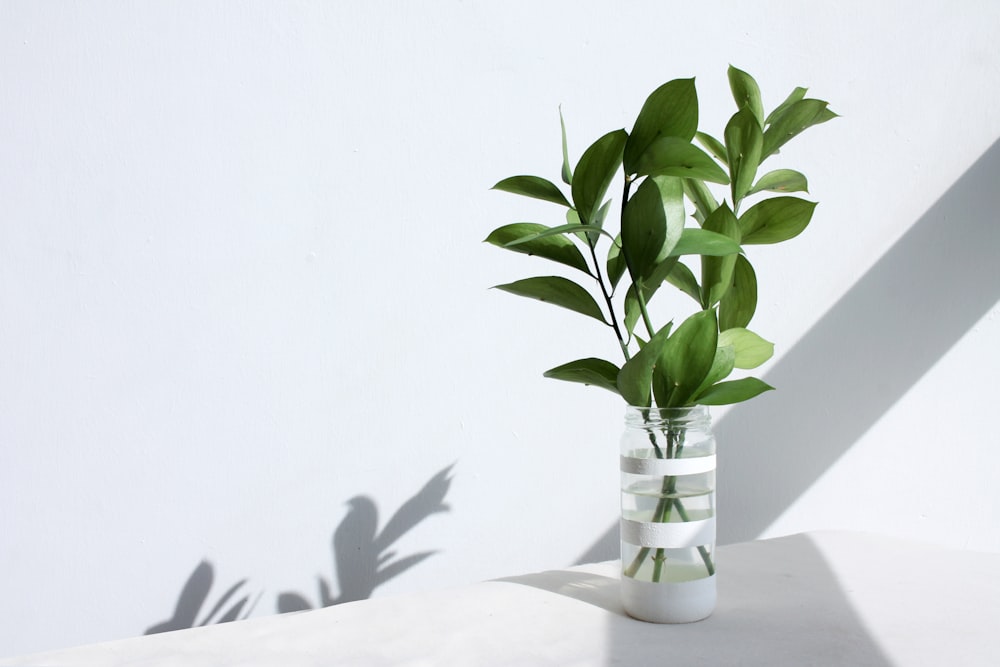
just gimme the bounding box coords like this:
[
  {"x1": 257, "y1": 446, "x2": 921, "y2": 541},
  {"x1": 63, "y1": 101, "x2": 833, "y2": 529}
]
[
  {"x1": 277, "y1": 463, "x2": 454, "y2": 611},
  {"x1": 144, "y1": 561, "x2": 261, "y2": 635}
]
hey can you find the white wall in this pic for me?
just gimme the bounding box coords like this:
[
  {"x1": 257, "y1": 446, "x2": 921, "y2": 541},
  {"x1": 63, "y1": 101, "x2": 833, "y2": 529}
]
[{"x1": 2, "y1": 0, "x2": 999, "y2": 657}]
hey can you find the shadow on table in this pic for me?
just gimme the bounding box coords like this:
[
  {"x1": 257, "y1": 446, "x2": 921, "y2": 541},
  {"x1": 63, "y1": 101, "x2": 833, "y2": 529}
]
[
  {"x1": 146, "y1": 464, "x2": 453, "y2": 634},
  {"x1": 575, "y1": 137, "x2": 1000, "y2": 562},
  {"x1": 507, "y1": 534, "x2": 894, "y2": 666}
]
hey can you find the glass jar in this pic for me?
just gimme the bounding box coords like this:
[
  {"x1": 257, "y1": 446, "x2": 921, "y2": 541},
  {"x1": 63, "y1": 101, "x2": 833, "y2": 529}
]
[{"x1": 620, "y1": 405, "x2": 716, "y2": 623}]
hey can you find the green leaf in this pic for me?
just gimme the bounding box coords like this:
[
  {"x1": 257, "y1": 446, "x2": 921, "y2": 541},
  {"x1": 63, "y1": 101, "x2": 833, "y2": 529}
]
[
  {"x1": 559, "y1": 107, "x2": 573, "y2": 185},
  {"x1": 696, "y1": 377, "x2": 773, "y2": 405},
  {"x1": 624, "y1": 78, "x2": 699, "y2": 174},
  {"x1": 739, "y1": 196, "x2": 817, "y2": 245},
  {"x1": 747, "y1": 169, "x2": 809, "y2": 195},
  {"x1": 700, "y1": 203, "x2": 741, "y2": 308},
  {"x1": 718, "y1": 328, "x2": 774, "y2": 369},
  {"x1": 485, "y1": 223, "x2": 591, "y2": 274},
  {"x1": 606, "y1": 233, "x2": 627, "y2": 289},
  {"x1": 725, "y1": 108, "x2": 763, "y2": 205},
  {"x1": 765, "y1": 87, "x2": 807, "y2": 126},
  {"x1": 571, "y1": 129, "x2": 627, "y2": 226},
  {"x1": 692, "y1": 344, "x2": 736, "y2": 400},
  {"x1": 621, "y1": 175, "x2": 684, "y2": 282},
  {"x1": 669, "y1": 228, "x2": 741, "y2": 257},
  {"x1": 695, "y1": 132, "x2": 728, "y2": 166},
  {"x1": 544, "y1": 358, "x2": 621, "y2": 394},
  {"x1": 656, "y1": 308, "x2": 719, "y2": 407},
  {"x1": 493, "y1": 276, "x2": 607, "y2": 324},
  {"x1": 727, "y1": 65, "x2": 764, "y2": 126},
  {"x1": 492, "y1": 175, "x2": 571, "y2": 207},
  {"x1": 665, "y1": 260, "x2": 701, "y2": 303},
  {"x1": 682, "y1": 178, "x2": 719, "y2": 226},
  {"x1": 762, "y1": 98, "x2": 836, "y2": 159},
  {"x1": 634, "y1": 137, "x2": 730, "y2": 184},
  {"x1": 502, "y1": 221, "x2": 615, "y2": 247},
  {"x1": 719, "y1": 254, "x2": 758, "y2": 330},
  {"x1": 617, "y1": 323, "x2": 672, "y2": 407}
]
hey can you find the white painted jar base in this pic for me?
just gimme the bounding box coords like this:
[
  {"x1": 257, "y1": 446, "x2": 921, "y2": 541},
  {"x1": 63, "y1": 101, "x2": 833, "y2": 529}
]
[{"x1": 621, "y1": 575, "x2": 716, "y2": 623}]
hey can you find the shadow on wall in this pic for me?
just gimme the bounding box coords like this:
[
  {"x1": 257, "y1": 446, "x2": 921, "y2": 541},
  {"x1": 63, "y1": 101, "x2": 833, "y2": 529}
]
[
  {"x1": 145, "y1": 464, "x2": 453, "y2": 634},
  {"x1": 576, "y1": 137, "x2": 1000, "y2": 563}
]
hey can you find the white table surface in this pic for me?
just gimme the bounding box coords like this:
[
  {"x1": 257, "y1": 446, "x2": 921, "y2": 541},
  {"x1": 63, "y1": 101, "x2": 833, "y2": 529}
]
[{"x1": 3, "y1": 531, "x2": 998, "y2": 666}]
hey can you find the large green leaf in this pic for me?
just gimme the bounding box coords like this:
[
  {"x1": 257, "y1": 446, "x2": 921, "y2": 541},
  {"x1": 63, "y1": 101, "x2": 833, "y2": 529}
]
[
  {"x1": 718, "y1": 327, "x2": 774, "y2": 369},
  {"x1": 484, "y1": 223, "x2": 591, "y2": 274},
  {"x1": 571, "y1": 129, "x2": 627, "y2": 226},
  {"x1": 492, "y1": 175, "x2": 571, "y2": 207},
  {"x1": 493, "y1": 276, "x2": 607, "y2": 324},
  {"x1": 725, "y1": 108, "x2": 763, "y2": 205},
  {"x1": 621, "y1": 175, "x2": 684, "y2": 282},
  {"x1": 634, "y1": 137, "x2": 730, "y2": 184},
  {"x1": 617, "y1": 323, "x2": 672, "y2": 407},
  {"x1": 727, "y1": 65, "x2": 764, "y2": 126},
  {"x1": 682, "y1": 178, "x2": 719, "y2": 226},
  {"x1": 761, "y1": 98, "x2": 836, "y2": 159},
  {"x1": 656, "y1": 308, "x2": 719, "y2": 407},
  {"x1": 719, "y1": 254, "x2": 758, "y2": 330},
  {"x1": 696, "y1": 377, "x2": 773, "y2": 405},
  {"x1": 669, "y1": 228, "x2": 741, "y2": 257},
  {"x1": 559, "y1": 106, "x2": 573, "y2": 185},
  {"x1": 544, "y1": 358, "x2": 621, "y2": 394},
  {"x1": 747, "y1": 169, "x2": 809, "y2": 195},
  {"x1": 739, "y1": 196, "x2": 817, "y2": 245},
  {"x1": 624, "y1": 78, "x2": 698, "y2": 174},
  {"x1": 700, "y1": 203, "x2": 741, "y2": 308}
]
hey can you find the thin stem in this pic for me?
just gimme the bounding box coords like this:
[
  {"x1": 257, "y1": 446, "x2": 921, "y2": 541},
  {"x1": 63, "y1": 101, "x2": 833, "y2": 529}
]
[{"x1": 586, "y1": 240, "x2": 630, "y2": 361}]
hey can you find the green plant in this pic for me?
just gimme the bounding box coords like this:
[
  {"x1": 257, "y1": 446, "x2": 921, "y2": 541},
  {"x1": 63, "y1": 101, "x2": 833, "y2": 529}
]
[{"x1": 487, "y1": 66, "x2": 835, "y2": 409}]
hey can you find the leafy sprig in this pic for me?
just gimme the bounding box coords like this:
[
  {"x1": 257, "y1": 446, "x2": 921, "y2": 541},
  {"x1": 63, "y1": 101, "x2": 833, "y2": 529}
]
[{"x1": 487, "y1": 66, "x2": 835, "y2": 408}]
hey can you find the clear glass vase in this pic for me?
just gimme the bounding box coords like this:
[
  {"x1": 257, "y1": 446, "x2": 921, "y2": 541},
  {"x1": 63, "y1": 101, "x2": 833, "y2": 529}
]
[{"x1": 620, "y1": 405, "x2": 716, "y2": 623}]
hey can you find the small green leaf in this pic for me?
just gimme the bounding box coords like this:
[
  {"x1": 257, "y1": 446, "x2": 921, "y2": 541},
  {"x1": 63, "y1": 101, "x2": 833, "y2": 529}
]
[
  {"x1": 765, "y1": 87, "x2": 807, "y2": 126},
  {"x1": 485, "y1": 223, "x2": 591, "y2": 274},
  {"x1": 621, "y1": 175, "x2": 684, "y2": 282},
  {"x1": 695, "y1": 132, "x2": 728, "y2": 166},
  {"x1": 665, "y1": 261, "x2": 701, "y2": 303},
  {"x1": 700, "y1": 203, "x2": 741, "y2": 308},
  {"x1": 559, "y1": 107, "x2": 573, "y2": 185},
  {"x1": 719, "y1": 254, "x2": 758, "y2": 330},
  {"x1": 502, "y1": 221, "x2": 615, "y2": 247},
  {"x1": 493, "y1": 276, "x2": 607, "y2": 324},
  {"x1": 572, "y1": 129, "x2": 627, "y2": 226},
  {"x1": 696, "y1": 377, "x2": 773, "y2": 405},
  {"x1": 656, "y1": 308, "x2": 719, "y2": 407},
  {"x1": 725, "y1": 108, "x2": 763, "y2": 205},
  {"x1": 669, "y1": 228, "x2": 741, "y2": 257},
  {"x1": 544, "y1": 358, "x2": 621, "y2": 394},
  {"x1": 692, "y1": 344, "x2": 736, "y2": 400},
  {"x1": 718, "y1": 328, "x2": 774, "y2": 369},
  {"x1": 492, "y1": 175, "x2": 571, "y2": 207},
  {"x1": 624, "y1": 78, "x2": 699, "y2": 174},
  {"x1": 727, "y1": 65, "x2": 764, "y2": 126},
  {"x1": 617, "y1": 323, "x2": 672, "y2": 407},
  {"x1": 747, "y1": 169, "x2": 809, "y2": 195},
  {"x1": 682, "y1": 179, "x2": 719, "y2": 226},
  {"x1": 634, "y1": 137, "x2": 730, "y2": 184},
  {"x1": 762, "y1": 98, "x2": 836, "y2": 159},
  {"x1": 739, "y1": 197, "x2": 816, "y2": 245},
  {"x1": 606, "y1": 233, "x2": 627, "y2": 289}
]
